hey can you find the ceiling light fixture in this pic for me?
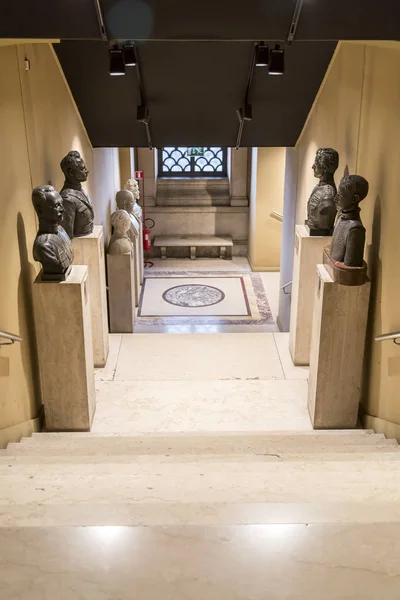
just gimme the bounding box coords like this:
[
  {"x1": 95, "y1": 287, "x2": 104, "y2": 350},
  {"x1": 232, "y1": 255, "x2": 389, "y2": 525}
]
[
  {"x1": 255, "y1": 43, "x2": 270, "y2": 67},
  {"x1": 109, "y1": 48, "x2": 125, "y2": 76},
  {"x1": 123, "y1": 44, "x2": 137, "y2": 67},
  {"x1": 269, "y1": 45, "x2": 285, "y2": 75}
]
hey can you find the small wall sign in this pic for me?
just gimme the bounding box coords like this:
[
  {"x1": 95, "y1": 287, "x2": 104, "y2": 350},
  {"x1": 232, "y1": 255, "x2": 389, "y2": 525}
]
[
  {"x1": 187, "y1": 147, "x2": 205, "y2": 157},
  {"x1": 135, "y1": 170, "x2": 144, "y2": 179}
]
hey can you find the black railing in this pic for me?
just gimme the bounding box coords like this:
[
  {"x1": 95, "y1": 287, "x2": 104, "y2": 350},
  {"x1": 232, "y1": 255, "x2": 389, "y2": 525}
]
[{"x1": 158, "y1": 147, "x2": 227, "y2": 178}]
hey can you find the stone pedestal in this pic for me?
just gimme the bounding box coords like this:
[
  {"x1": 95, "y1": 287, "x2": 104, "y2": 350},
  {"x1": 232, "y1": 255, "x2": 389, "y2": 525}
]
[
  {"x1": 33, "y1": 266, "x2": 96, "y2": 431},
  {"x1": 138, "y1": 221, "x2": 144, "y2": 284},
  {"x1": 289, "y1": 225, "x2": 331, "y2": 366},
  {"x1": 107, "y1": 253, "x2": 136, "y2": 333},
  {"x1": 73, "y1": 226, "x2": 109, "y2": 367},
  {"x1": 308, "y1": 264, "x2": 371, "y2": 429},
  {"x1": 133, "y1": 237, "x2": 141, "y2": 306}
]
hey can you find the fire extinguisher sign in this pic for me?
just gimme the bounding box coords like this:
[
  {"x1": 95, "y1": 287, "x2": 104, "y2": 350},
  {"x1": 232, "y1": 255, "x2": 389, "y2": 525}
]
[{"x1": 135, "y1": 171, "x2": 144, "y2": 179}]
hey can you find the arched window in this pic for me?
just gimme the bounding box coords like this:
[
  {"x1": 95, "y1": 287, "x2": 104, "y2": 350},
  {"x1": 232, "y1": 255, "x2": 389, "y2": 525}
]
[{"x1": 158, "y1": 147, "x2": 227, "y2": 178}]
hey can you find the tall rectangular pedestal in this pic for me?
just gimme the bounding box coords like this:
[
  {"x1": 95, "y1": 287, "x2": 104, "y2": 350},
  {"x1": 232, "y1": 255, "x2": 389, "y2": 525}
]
[
  {"x1": 133, "y1": 237, "x2": 141, "y2": 307},
  {"x1": 308, "y1": 265, "x2": 371, "y2": 429},
  {"x1": 107, "y1": 253, "x2": 136, "y2": 333},
  {"x1": 73, "y1": 226, "x2": 109, "y2": 367},
  {"x1": 289, "y1": 225, "x2": 331, "y2": 366},
  {"x1": 33, "y1": 266, "x2": 96, "y2": 431},
  {"x1": 139, "y1": 224, "x2": 144, "y2": 284}
]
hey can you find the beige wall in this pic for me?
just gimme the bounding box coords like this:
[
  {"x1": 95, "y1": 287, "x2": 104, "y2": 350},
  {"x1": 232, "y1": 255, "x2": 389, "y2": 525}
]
[
  {"x1": 119, "y1": 148, "x2": 132, "y2": 189},
  {"x1": 0, "y1": 43, "x2": 119, "y2": 446},
  {"x1": 295, "y1": 41, "x2": 400, "y2": 436},
  {"x1": 248, "y1": 147, "x2": 286, "y2": 271}
]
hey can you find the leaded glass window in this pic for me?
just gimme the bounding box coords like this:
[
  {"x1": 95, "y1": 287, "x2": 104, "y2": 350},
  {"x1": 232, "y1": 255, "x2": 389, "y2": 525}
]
[{"x1": 158, "y1": 147, "x2": 227, "y2": 177}]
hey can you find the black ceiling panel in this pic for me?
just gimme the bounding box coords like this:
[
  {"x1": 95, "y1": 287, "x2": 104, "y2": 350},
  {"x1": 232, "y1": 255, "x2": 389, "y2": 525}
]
[
  {"x1": 2, "y1": 0, "x2": 399, "y2": 41},
  {"x1": 297, "y1": 0, "x2": 400, "y2": 41},
  {"x1": 0, "y1": 0, "x2": 101, "y2": 39},
  {"x1": 101, "y1": 0, "x2": 295, "y2": 41},
  {"x1": 55, "y1": 41, "x2": 148, "y2": 147},
  {"x1": 242, "y1": 42, "x2": 337, "y2": 147},
  {"x1": 55, "y1": 40, "x2": 336, "y2": 147}
]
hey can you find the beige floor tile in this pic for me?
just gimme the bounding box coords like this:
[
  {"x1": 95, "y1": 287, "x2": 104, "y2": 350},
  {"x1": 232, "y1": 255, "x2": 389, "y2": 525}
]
[
  {"x1": 92, "y1": 380, "x2": 310, "y2": 433},
  {"x1": 274, "y1": 333, "x2": 309, "y2": 380},
  {"x1": 1, "y1": 524, "x2": 400, "y2": 599},
  {"x1": 115, "y1": 333, "x2": 285, "y2": 381},
  {"x1": 146, "y1": 257, "x2": 251, "y2": 272},
  {"x1": 94, "y1": 334, "x2": 122, "y2": 382}
]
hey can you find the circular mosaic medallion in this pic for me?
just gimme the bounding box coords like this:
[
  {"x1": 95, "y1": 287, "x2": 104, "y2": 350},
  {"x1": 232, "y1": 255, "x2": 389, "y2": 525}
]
[{"x1": 162, "y1": 284, "x2": 225, "y2": 308}]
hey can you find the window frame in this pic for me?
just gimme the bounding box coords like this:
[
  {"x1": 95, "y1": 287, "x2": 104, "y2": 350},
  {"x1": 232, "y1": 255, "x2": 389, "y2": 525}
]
[{"x1": 158, "y1": 147, "x2": 228, "y2": 178}]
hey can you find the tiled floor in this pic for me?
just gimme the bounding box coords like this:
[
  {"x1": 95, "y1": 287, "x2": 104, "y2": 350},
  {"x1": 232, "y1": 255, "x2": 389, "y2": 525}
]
[
  {"x1": 135, "y1": 258, "x2": 280, "y2": 333},
  {"x1": 2, "y1": 524, "x2": 400, "y2": 599},
  {"x1": 93, "y1": 331, "x2": 310, "y2": 434}
]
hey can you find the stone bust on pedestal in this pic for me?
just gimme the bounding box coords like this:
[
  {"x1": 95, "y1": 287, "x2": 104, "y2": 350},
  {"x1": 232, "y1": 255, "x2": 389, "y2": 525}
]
[
  {"x1": 115, "y1": 189, "x2": 140, "y2": 242},
  {"x1": 60, "y1": 150, "x2": 94, "y2": 239},
  {"x1": 306, "y1": 147, "x2": 339, "y2": 236},
  {"x1": 108, "y1": 210, "x2": 134, "y2": 255},
  {"x1": 32, "y1": 185, "x2": 74, "y2": 281},
  {"x1": 124, "y1": 179, "x2": 142, "y2": 224},
  {"x1": 330, "y1": 175, "x2": 369, "y2": 267}
]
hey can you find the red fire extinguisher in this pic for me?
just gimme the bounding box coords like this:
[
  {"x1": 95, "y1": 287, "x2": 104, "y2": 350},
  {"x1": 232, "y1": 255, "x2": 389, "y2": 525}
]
[
  {"x1": 135, "y1": 169, "x2": 155, "y2": 267},
  {"x1": 143, "y1": 220, "x2": 154, "y2": 252}
]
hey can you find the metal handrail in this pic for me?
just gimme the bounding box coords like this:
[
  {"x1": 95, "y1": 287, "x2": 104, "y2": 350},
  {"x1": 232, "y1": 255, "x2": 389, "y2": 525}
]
[
  {"x1": 270, "y1": 210, "x2": 283, "y2": 222},
  {"x1": 280, "y1": 280, "x2": 292, "y2": 295},
  {"x1": 0, "y1": 330, "x2": 23, "y2": 347},
  {"x1": 375, "y1": 331, "x2": 400, "y2": 346}
]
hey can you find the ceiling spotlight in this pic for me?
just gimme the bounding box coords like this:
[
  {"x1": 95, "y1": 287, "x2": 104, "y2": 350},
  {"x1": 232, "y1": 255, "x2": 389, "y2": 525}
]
[
  {"x1": 109, "y1": 48, "x2": 125, "y2": 76},
  {"x1": 255, "y1": 43, "x2": 269, "y2": 67},
  {"x1": 123, "y1": 44, "x2": 137, "y2": 67},
  {"x1": 269, "y1": 44, "x2": 284, "y2": 75}
]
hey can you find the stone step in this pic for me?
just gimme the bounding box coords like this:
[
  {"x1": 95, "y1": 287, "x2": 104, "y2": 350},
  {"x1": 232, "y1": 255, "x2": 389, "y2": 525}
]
[
  {"x1": 6, "y1": 433, "x2": 395, "y2": 455},
  {"x1": 30, "y1": 429, "x2": 375, "y2": 438},
  {"x1": 1, "y1": 460, "x2": 400, "y2": 505},
  {"x1": 2, "y1": 501, "x2": 400, "y2": 527},
  {"x1": 3, "y1": 450, "x2": 400, "y2": 465}
]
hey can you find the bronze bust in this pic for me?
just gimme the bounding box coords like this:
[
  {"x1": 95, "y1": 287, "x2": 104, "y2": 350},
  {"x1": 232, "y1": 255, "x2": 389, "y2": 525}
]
[
  {"x1": 330, "y1": 175, "x2": 369, "y2": 267},
  {"x1": 306, "y1": 148, "x2": 339, "y2": 236},
  {"x1": 60, "y1": 151, "x2": 94, "y2": 239},
  {"x1": 32, "y1": 185, "x2": 74, "y2": 281}
]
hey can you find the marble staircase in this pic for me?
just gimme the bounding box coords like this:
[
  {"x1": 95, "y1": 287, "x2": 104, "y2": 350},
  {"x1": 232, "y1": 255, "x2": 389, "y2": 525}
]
[
  {"x1": 2, "y1": 429, "x2": 400, "y2": 528},
  {"x1": 3, "y1": 332, "x2": 400, "y2": 596}
]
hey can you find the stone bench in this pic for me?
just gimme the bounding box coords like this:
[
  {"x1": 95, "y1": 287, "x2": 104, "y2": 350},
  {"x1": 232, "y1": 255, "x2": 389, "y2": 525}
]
[{"x1": 153, "y1": 235, "x2": 233, "y2": 260}]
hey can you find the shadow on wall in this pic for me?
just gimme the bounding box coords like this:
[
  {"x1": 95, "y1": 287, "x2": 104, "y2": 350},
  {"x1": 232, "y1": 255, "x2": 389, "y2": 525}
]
[
  {"x1": 17, "y1": 213, "x2": 42, "y2": 414},
  {"x1": 361, "y1": 194, "x2": 382, "y2": 408}
]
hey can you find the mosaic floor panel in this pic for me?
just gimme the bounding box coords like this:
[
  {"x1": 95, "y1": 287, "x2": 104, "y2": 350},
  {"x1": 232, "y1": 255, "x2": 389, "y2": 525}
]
[{"x1": 136, "y1": 271, "x2": 274, "y2": 326}]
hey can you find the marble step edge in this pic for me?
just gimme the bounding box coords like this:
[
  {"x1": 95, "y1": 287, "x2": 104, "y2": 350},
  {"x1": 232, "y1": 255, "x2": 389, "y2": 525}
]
[
  {"x1": 21, "y1": 430, "x2": 391, "y2": 446},
  {"x1": 8, "y1": 441, "x2": 397, "y2": 456},
  {"x1": 3, "y1": 450, "x2": 400, "y2": 464},
  {"x1": 2, "y1": 501, "x2": 400, "y2": 527},
  {"x1": 29, "y1": 430, "x2": 377, "y2": 439}
]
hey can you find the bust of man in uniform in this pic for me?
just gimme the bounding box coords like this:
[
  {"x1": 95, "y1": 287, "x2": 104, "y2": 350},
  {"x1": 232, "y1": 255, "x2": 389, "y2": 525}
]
[
  {"x1": 330, "y1": 175, "x2": 369, "y2": 267},
  {"x1": 108, "y1": 210, "x2": 133, "y2": 255},
  {"x1": 306, "y1": 147, "x2": 339, "y2": 235},
  {"x1": 60, "y1": 150, "x2": 94, "y2": 239},
  {"x1": 115, "y1": 190, "x2": 140, "y2": 242},
  {"x1": 124, "y1": 179, "x2": 142, "y2": 223},
  {"x1": 32, "y1": 185, "x2": 74, "y2": 281}
]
